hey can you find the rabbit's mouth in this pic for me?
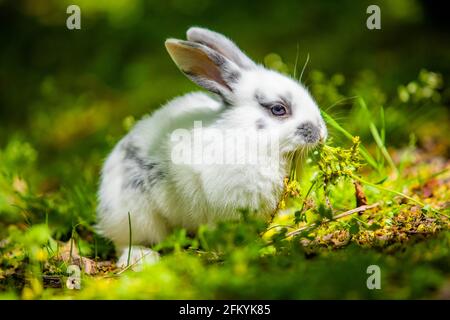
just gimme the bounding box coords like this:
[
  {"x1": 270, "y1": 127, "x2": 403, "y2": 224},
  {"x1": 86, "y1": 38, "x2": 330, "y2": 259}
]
[
  {"x1": 282, "y1": 143, "x2": 320, "y2": 161},
  {"x1": 281, "y1": 130, "x2": 325, "y2": 156}
]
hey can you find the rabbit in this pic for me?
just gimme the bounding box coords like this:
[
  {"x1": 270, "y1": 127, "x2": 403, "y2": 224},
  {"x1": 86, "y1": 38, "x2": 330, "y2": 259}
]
[{"x1": 96, "y1": 27, "x2": 327, "y2": 268}]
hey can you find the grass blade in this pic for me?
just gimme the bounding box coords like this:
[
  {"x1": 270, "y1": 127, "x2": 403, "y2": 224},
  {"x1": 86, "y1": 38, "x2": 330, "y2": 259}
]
[
  {"x1": 358, "y1": 98, "x2": 398, "y2": 174},
  {"x1": 299, "y1": 53, "x2": 310, "y2": 83},
  {"x1": 127, "y1": 212, "x2": 132, "y2": 267}
]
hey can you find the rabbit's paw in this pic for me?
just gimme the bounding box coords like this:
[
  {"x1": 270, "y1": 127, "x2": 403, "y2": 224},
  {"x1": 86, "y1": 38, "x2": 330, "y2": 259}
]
[{"x1": 116, "y1": 246, "x2": 160, "y2": 271}]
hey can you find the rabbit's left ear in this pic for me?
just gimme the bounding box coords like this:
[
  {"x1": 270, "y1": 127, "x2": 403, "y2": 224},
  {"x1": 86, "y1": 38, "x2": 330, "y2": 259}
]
[
  {"x1": 187, "y1": 27, "x2": 256, "y2": 70},
  {"x1": 165, "y1": 39, "x2": 241, "y2": 101}
]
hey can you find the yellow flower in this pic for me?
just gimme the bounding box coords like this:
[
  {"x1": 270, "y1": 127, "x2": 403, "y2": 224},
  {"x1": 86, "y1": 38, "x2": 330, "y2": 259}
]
[{"x1": 35, "y1": 248, "x2": 48, "y2": 262}]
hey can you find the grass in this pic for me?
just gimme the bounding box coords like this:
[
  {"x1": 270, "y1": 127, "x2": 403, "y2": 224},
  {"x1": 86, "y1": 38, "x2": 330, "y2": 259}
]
[{"x1": 0, "y1": 68, "x2": 449, "y2": 300}]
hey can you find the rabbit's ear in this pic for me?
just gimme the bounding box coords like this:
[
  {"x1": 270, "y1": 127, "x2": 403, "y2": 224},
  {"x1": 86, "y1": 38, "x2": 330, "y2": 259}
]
[
  {"x1": 187, "y1": 27, "x2": 256, "y2": 70},
  {"x1": 165, "y1": 39, "x2": 241, "y2": 100}
]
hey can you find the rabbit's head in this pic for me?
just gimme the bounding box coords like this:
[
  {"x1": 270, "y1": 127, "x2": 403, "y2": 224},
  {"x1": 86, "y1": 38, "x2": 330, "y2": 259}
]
[{"x1": 165, "y1": 27, "x2": 327, "y2": 155}]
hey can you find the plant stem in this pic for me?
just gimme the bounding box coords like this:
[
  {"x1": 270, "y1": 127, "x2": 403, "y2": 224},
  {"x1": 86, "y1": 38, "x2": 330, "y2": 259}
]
[
  {"x1": 286, "y1": 202, "x2": 381, "y2": 238},
  {"x1": 299, "y1": 180, "x2": 317, "y2": 214},
  {"x1": 351, "y1": 174, "x2": 422, "y2": 206},
  {"x1": 351, "y1": 174, "x2": 449, "y2": 218}
]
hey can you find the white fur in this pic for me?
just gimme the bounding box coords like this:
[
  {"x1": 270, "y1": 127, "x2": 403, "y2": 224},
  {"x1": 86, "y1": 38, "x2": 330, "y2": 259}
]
[
  {"x1": 96, "y1": 27, "x2": 327, "y2": 266},
  {"x1": 116, "y1": 246, "x2": 160, "y2": 270}
]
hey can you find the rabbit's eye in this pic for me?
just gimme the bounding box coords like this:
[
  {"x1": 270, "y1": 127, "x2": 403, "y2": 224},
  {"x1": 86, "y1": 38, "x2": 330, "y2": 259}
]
[{"x1": 271, "y1": 104, "x2": 287, "y2": 116}]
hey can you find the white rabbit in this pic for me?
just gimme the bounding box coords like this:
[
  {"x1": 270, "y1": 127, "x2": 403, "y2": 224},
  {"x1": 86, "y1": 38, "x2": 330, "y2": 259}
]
[{"x1": 97, "y1": 27, "x2": 327, "y2": 268}]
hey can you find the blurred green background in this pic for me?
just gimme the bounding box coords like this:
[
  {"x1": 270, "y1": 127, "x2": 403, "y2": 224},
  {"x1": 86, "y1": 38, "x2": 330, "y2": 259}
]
[{"x1": 2, "y1": 0, "x2": 450, "y2": 150}]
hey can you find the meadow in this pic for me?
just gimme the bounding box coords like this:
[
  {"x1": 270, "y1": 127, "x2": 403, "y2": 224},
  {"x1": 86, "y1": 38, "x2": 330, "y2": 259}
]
[{"x1": 0, "y1": 0, "x2": 449, "y2": 299}]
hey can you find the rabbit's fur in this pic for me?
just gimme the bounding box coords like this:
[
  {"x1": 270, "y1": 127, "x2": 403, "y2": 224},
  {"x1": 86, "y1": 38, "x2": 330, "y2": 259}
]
[{"x1": 97, "y1": 27, "x2": 327, "y2": 267}]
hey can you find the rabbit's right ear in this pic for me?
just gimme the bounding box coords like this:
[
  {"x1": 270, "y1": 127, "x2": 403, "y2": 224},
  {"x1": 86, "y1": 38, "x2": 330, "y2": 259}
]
[
  {"x1": 165, "y1": 39, "x2": 241, "y2": 101},
  {"x1": 187, "y1": 27, "x2": 256, "y2": 70}
]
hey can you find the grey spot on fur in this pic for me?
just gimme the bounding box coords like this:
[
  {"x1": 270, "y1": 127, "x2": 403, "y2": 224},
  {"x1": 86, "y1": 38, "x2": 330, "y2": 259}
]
[
  {"x1": 180, "y1": 40, "x2": 204, "y2": 50},
  {"x1": 223, "y1": 70, "x2": 240, "y2": 85},
  {"x1": 254, "y1": 91, "x2": 265, "y2": 104},
  {"x1": 122, "y1": 143, "x2": 165, "y2": 192},
  {"x1": 185, "y1": 72, "x2": 235, "y2": 105},
  {"x1": 296, "y1": 122, "x2": 320, "y2": 143},
  {"x1": 126, "y1": 176, "x2": 146, "y2": 191},
  {"x1": 185, "y1": 72, "x2": 222, "y2": 95},
  {"x1": 208, "y1": 51, "x2": 226, "y2": 67},
  {"x1": 186, "y1": 28, "x2": 256, "y2": 70},
  {"x1": 279, "y1": 93, "x2": 292, "y2": 111},
  {"x1": 124, "y1": 144, "x2": 155, "y2": 171},
  {"x1": 256, "y1": 118, "x2": 266, "y2": 130}
]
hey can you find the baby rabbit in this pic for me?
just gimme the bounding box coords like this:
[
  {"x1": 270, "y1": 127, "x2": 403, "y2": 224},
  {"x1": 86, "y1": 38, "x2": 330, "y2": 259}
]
[{"x1": 97, "y1": 27, "x2": 327, "y2": 268}]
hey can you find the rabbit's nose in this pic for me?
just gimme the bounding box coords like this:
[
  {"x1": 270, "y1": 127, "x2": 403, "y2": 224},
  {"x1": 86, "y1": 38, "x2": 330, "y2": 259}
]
[{"x1": 296, "y1": 122, "x2": 320, "y2": 143}]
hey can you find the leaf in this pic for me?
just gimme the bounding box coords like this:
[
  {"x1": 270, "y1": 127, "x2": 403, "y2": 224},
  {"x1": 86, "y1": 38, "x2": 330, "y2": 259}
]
[
  {"x1": 56, "y1": 241, "x2": 103, "y2": 275},
  {"x1": 318, "y1": 203, "x2": 333, "y2": 220},
  {"x1": 349, "y1": 219, "x2": 360, "y2": 235},
  {"x1": 375, "y1": 176, "x2": 388, "y2": 185},
  {"x1": 368, "y1": 223, "x2": 382, "y2": 231},
  {"x1": 294, "y1": 210, "x2": 307, "y2": 224},
  {"x1": 354, "y1": 180, "x2": 368, "y2": 207}
]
